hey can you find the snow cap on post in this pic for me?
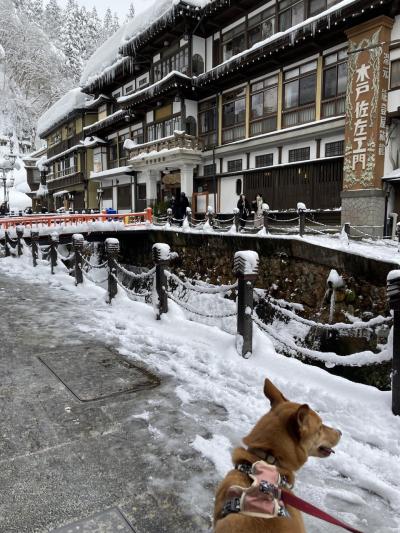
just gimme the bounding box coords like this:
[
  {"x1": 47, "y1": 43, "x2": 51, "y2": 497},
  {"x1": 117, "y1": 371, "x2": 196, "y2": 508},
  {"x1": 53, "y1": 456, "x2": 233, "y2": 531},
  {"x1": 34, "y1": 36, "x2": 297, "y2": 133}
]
[
  {"x1": 16, "y1": 225, "x2": 24, "y2": 238},
  {"x1": 152, "y1": 242, "x2": 171, "y2": 263},
  {"x1": 72, "y1": 233, "x2": 85, "y2": 251},
  {"x1": 234, "y1": 250, "x2": 259, "y2": 277},
  {"x1": 51, "y1": 232, "x2": 59, "y2": 242},
  {"x1": 105, "y1": 237, "x2": 120, "y2": 256},
  {"x1": 262, "y1": 203, "x2": 270, "y2": 212},
  {"x1": 387, "y1": 270, "x2": 400, "y2": 309},
  {"x1": 297, "y1": 202, "x2": 306, "y2": 212}
]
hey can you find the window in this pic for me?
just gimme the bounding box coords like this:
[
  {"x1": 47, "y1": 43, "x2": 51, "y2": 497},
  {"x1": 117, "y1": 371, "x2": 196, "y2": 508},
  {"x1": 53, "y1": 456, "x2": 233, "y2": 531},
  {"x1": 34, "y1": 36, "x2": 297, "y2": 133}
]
[
  {"x1": 221, "y1": 23, "x2": 246, "y2": 62},
  {"x1": 325, "y1": 140, "x2": 344, "y2": 157},
  {"x1": 117, "y1": 184, "x2": 131, "y2": 210},
  {"x1": 222, "y1": 88, "x2": 246, "y2": 143},
  {"x1": 283, "y1": 61, "x2": 317, "y2": 127},
  {"x1": 67, "y1": 122, "x2": 75, "y2": 138},
  {"x1": 203, "y1": 163, "x2": 216, "y2": 177},
  {"x1": 288, "y1": 147, "x2": 310, "y2": 162},
  {"x1": 118, "y1": 133, "x2": 129, "y2": 166},
  {"x1": 192, "y1": 54, "x2": 205, "y2": 76},
  {"x1": 130, "y1": 126, "x2": 144, "y2": 145},
  {"x1": 108, "y1": 138, "x2": 118, "y2": 168},
  {"x1": 279, "y1": 0, "x2": 304, "y2": 32},
  {"x1": 153, "y1": 46, "x2": 189, "y2": 82},
  {"x1": 255, "y1": 154, "x2": 274, "y2": 167},
  {"x1": 227, "y1": 159, "x2": 243, "y2": 172},
  {"x1": 248, "y1": 6, "x2": 275, "y2": 48},
  {"x1": 250, "y1": 75, "x2": 278, "y2": 136},
  {"x1": 391, "y1": 59, "x2": 400, "y2": 89},
  {"x1": 322, "y1": 49, "x2": 347, "y2": 117},
  {"x1": 147, "y1": 115, "x2": 182, "y2": 142},
  {"x1": 199, "y1": 99, "x2": 217, "y2": 148},
  {"x1": 310, "y1": 0, "x2": 340, "y2": 15},
  {"x1": 137, "y1": 183, "x2": 147, "y2": 200},
  {"x1": 125, "y1": 84, "x2": 134, "y2": 95}
]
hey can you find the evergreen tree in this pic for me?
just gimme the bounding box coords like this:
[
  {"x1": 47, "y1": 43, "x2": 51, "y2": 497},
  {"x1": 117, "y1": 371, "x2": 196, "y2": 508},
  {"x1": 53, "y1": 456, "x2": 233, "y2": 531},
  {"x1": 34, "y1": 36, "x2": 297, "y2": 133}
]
[
  {"x1": 44, "y1": 0, "x2": 62, "y2": 43},
  {"x1": 86, "y1": 7, "x2": 102, "y2": 59},
  {"x1": 126, "y1": 3, "x2": 135, "y2": 22},
  {"x1": 103, "y1": 8, "x2": 113, "y2": 38},
  {"x1": 61, "y1": 0, "x2": 84, "y2": 81},
  {"x1": 111, "y1": 12, "x2": 120, "y2": 33}
]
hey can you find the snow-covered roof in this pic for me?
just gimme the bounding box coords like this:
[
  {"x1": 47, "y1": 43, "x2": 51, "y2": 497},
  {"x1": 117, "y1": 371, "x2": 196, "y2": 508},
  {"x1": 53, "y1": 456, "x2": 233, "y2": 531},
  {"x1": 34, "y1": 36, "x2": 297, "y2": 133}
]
[
  {"x1": 80, "y1": 0, "x2": 213, "y2": 90},
  {"x1": 37, "y1": 88, "x2": 93, "y2": 138}
]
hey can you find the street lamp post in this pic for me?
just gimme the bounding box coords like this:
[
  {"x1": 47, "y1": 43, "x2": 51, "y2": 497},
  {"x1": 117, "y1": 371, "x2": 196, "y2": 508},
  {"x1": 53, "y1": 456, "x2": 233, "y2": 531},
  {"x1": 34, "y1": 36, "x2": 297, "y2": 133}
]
[
  {"x1": 97, "y1": 187, "x2": 103, "y2": 212},
  {"x1": 0, "y1": 148, "x2": 17, "y2": 215}
]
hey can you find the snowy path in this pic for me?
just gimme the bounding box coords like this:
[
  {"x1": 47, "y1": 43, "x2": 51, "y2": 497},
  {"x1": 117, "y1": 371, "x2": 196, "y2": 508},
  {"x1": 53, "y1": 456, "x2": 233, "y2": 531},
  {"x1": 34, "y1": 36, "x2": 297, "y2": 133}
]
[{"x1": 1, "y1": 253, "x2": 400, "y2": 532}]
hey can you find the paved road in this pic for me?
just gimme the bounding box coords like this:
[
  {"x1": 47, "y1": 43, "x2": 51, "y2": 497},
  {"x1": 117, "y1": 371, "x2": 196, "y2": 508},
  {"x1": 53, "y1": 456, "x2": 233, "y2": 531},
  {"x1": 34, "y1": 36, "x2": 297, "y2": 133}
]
[{"x1": 0, "y1": 275, "x2": 217, "y2": 533}]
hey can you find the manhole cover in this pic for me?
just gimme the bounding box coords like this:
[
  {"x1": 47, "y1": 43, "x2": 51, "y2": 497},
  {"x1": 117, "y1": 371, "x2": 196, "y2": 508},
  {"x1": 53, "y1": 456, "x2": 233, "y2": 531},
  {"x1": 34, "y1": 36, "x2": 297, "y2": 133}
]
[
  {"x1": 51, "y1": 507, "x2": 135, "y2": 532},
  {"x1": 39, "y1": 345, "x2": 159, "y2": 402}
]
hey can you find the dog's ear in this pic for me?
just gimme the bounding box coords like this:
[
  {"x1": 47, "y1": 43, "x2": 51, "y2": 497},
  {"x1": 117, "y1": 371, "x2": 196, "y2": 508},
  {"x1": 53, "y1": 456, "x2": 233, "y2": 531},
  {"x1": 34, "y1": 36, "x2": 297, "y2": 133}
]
[
  {"x1": 264, "y1": 379, "x2": 288, "y2": 407},
  {"x1": 291, "y1": 404, "x2": 311, "y2": 437}
]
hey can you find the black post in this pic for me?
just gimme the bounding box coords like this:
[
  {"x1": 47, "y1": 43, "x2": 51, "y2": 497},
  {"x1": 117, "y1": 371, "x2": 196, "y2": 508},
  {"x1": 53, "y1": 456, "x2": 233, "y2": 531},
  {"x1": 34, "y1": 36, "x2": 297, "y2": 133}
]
[
  {"x1": 16, "y1": 225, "x2": 24, "y2": 256},
  {"x1": 344, "y1": 222, "x2": 351, "y2": 238},
  {"x1": 31, "y1": 230, "x2": 39, "y2": 267},
  {"x1": 50, "y1": 232, "x2": 59, "y2": 274},
  {"x1": 387, "y1": 270, "x2": 400, "y2": 415},
  {"x1": 4, "y1": 230, "x2": 10, "y2": 257},
  {"x1": 234, "y1": 208, "x2": 240, "y2": 233},
  {"x1": 105, "y1": 238, "x2": 119, "y2": 304},
  {"x1": 397, "y1": 223, "x2": 400, "y2": 249},
  {"x1": 72, "y1": 233, "x2": 84, "y2": 285},
  {"x1": 152, "y1": 243, "x2": 169, "y2": 320},
  {"x1": 298, "y1": 205, "x2": 306, "y2": 237},
  {"x1": 263, "y1": 204, "x2": 270, "y2": 233},
  {"x1": 206, "y1": 207, "x2": 214, "y2": 228},
  {"x1": 234, "y1": 251, "x2": 259, "y2": 358}
]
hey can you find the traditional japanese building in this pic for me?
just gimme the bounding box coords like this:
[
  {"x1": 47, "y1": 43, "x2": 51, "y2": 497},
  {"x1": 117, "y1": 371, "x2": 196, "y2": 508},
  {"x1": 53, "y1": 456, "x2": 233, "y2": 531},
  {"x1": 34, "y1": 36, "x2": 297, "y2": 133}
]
[{"x1": 38, "y1": 0, "x2": 400, "y2": 234}]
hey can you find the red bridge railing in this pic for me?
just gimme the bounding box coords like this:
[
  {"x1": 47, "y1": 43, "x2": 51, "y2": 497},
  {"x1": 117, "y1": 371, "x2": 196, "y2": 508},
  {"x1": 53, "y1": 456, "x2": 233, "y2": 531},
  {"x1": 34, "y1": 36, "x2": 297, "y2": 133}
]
[{"x1": 0, "y1": 208, "x2": 153, "y2": 230}]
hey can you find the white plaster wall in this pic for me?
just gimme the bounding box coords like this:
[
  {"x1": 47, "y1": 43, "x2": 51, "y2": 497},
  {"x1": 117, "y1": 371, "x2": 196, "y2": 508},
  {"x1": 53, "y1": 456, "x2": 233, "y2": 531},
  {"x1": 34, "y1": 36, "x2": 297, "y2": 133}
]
[
  {"x1": 206, "y1": 36, "x2": 213, "y2": 71},
  {"x1": 146, "y1": 111, "x2": 154, "y2": 124},
  {"x1": 173, "y1": 101, "x2": 182, "y2": 114},
  {"x1": 220, "y1": 175, "x2": 242, "y2": 213},
  {"x1": 185, "y1": 100, "x2": 198, "y2": 120},
  {"x1": 391, "y1": 16, "x2": 400, "y2": 41},
  {"x1": 192, "y1": 35, "x2": 205, "y2": 61}
]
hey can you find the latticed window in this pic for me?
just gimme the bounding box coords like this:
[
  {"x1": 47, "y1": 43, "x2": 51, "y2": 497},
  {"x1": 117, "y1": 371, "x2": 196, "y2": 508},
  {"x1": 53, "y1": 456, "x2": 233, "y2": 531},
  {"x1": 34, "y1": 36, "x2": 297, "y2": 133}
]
[
  {"x1": 203, "y1": 164, "x2": 216, "y2": 177},
  {"x1": 288, "y1": 147, "x2": 310, "y2": 162},
  {"x1": 279, "y1": 0, "x2": 304, "y2": 32},
  {"x1": 283, "y1": 61, "x2": 317, "y2": 127},
  {"x1": 153, "y1": 46, "x2": 189, "y2": 82},
  {"x1": 250, "y1": 74, "x2": 278, "y2": 136},
  {"x1": 221, "y1": 22, "x2": 246, "y2": 62},
  {"x1": 255, "y1": 154, "x2": 274, "y2": 167},
  {"x1": 248, "y1": 6, "x2": 275, "y2": 48},
  {"x1": 227, "y1": 159, "x2": 243, "y2": 172},
  {"x1": 199, "y1": 99, "x2": 217, "y2": 149},
  {"x1": 325, "y1": 140, "x2": 344, "y2": 157},
  {"x1": 222, "y1": 88, "x2": 246, "y2": 143}
]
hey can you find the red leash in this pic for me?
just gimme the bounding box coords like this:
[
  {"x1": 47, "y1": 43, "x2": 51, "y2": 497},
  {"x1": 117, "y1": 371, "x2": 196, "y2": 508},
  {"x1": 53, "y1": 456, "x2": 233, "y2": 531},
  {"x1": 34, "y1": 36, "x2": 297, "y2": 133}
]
[{"x1": 281, "y1": 489, "x2": 364, "y2": 533}]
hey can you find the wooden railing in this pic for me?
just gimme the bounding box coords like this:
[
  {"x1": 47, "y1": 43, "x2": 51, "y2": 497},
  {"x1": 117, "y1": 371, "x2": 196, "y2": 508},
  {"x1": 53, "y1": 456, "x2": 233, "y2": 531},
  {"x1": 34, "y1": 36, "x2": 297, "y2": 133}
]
[
  {"x1": 0, "y1": 208, "x2": 153, "y2": 230},
  {"x1": 126, "y1": 132, "x2": 203, "y2": 159}
]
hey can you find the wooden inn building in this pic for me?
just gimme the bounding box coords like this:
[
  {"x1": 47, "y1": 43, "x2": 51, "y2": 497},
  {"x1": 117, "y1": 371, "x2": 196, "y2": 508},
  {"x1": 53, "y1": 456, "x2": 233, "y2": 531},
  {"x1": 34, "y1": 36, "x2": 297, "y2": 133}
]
[{"x1": 37, "y1": 0, "x2": 400, "y2": 235}]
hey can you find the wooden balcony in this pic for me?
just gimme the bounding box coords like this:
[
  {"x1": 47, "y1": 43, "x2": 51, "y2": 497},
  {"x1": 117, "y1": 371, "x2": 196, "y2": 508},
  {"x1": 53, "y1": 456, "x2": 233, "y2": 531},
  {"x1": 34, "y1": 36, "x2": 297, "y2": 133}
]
[{"x1": 126, "y1": 132, "x2": 203, "y2": 159}]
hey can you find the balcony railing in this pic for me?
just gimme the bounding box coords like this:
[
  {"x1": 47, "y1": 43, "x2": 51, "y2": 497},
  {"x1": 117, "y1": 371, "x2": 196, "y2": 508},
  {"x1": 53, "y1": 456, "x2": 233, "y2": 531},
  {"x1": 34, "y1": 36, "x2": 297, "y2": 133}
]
[
  {"x1": 282, "y1": 104, "x2": 315, "y2": 128},
  {"x1": 126, "y1": 132, "x2": 203, "y2": 159},
  {"x1": 321, "y1": 96, "x2": 346, "y2": 118},
  {"x1": 54, "y1": 166, "x2": 77, "y2": 179},
  {"x1": 199, "y1": 131, "x2": 217, "y2": 151}
]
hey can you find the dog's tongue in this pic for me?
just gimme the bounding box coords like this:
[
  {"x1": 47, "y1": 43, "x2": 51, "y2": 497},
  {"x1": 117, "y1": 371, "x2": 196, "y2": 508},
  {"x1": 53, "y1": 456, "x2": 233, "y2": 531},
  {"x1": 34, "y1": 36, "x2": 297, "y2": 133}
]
[{"x1": 319, "y1": 446, "x2": 335, "y2": 456}]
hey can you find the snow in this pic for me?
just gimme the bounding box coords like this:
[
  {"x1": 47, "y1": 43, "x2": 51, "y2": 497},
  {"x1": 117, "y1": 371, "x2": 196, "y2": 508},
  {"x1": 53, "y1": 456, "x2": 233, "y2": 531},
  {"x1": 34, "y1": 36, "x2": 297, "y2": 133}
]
[
  {"x1": 0, "y1": 251, "x2": 399, "y2": 532},
  {"x1": 0, "y1": 44, "x2": 5, "y2": 60},
  {"x1": 387, "y1": 270, "x2": 400, "y2": 282},
  {"x1": 153, "y1": 242, "x2": 171, "y2": 261},
  {"x1": 297, "y1": 202, "x2": 307, "y2": 211},
  {"x1": 118, "y1": 71, "x2": 190, "y2": 104},
  {"x1": 327, "y1": 269, "x2": 345, "y2": 289},
  {"x1": 234, "y1": 250, "x2": 259, "y2": 275},
  {"x1": 37, "y1": 88, "x2": 91, "y2": 137}
]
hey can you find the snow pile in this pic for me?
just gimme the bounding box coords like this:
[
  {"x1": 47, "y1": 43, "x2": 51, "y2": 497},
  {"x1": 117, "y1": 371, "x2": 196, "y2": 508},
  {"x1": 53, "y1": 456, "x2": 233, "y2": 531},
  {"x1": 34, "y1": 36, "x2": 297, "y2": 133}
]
[
  {"x1": 327, "y1": 269, "x2": 345, "y2": 289},
  {"x1": 234, "y1": 250, "x2": 259, "y2": 275},
  {"x1": 37, "y1": 88, "x2": 92, "y2": 137}
]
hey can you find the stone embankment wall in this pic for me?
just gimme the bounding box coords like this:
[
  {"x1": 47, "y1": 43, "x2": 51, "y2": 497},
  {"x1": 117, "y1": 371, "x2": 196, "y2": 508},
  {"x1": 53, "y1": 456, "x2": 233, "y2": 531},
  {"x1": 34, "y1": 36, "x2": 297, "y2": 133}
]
[{"x1": 116, "y1": 230, "x2": 395, "y2": 319}]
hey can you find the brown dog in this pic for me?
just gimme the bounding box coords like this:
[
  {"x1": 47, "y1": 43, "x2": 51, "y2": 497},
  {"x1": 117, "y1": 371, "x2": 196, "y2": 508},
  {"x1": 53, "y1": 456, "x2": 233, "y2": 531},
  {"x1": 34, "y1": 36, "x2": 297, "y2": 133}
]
[{"x1": 214, "y1": 379, "x2": 341, "y2": 532}]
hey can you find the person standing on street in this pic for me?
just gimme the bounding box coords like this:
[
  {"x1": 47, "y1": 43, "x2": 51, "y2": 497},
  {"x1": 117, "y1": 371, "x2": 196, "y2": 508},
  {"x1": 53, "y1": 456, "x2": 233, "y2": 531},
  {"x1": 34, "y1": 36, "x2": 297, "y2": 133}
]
[{"x1": 237, "y1": 193, "x2": 250, "y2": 229}]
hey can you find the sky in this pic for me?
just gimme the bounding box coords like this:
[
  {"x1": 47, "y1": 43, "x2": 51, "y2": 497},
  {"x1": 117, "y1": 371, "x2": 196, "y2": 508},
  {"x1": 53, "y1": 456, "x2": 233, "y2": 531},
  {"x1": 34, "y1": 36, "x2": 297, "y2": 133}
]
[{"x1": 55, "y1": 0, "x2": 148, "y2": 19}]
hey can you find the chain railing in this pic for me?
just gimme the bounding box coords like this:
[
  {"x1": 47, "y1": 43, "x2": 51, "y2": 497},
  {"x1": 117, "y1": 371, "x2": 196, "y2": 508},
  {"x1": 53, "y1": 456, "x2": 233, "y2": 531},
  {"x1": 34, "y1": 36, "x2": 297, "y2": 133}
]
[{"x1": 1, "y1": 231, "x2": 397, "y2": 411}]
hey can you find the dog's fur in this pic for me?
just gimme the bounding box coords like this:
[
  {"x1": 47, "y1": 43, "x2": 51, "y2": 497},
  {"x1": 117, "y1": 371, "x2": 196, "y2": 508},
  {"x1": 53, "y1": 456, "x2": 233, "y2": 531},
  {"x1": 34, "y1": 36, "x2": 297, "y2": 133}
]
[{"x1": 213, "y1": 379, "x2": 341, "y2": 533}]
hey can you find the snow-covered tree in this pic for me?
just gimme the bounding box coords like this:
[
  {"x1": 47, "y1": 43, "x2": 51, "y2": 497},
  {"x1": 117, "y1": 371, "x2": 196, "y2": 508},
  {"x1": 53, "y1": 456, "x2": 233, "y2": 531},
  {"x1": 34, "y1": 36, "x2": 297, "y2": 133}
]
[
  {"x1": 103, "y1": 8, "x2": 113, "y2": 38},
  {"x1": 44, "y1": 0, "x2": 62, "y2": 44},
  {"x1": 60, "y1": 0, "x2": 84, "y2": 81},
  {"x1": 111, "y1": 13, "x2": 120, "y2": 33},
  {"x1": 126, "y1": 3, "x2": 135, "y2": 21}
]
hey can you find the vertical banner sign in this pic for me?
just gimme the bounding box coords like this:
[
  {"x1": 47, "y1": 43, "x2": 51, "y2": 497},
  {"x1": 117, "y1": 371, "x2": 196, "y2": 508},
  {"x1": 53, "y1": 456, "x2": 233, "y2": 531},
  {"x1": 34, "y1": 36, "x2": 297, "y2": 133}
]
[{"x1": 343, "y1": 17, "x2": 393, "y2": 191}]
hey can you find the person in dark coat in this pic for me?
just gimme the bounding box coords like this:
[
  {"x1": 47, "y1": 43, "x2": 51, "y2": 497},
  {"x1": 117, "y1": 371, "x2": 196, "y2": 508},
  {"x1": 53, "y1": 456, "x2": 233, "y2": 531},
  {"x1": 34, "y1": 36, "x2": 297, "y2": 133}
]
[
  {"x1": 237, "y1": 193, "x2": 250, "y2": 228},
  {"x1": 179, "y1": 192, "x2": 190, "y2": 219}
]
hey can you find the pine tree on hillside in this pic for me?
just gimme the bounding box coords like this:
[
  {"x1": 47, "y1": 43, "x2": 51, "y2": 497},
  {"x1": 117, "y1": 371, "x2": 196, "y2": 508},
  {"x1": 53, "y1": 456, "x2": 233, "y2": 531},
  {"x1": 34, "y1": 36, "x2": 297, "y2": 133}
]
[
  {"x1": 111, "y1": 13, "x2": 120, "y2": 33},
  {"x1": 86, "y1": 6, "x2": 102, "y2": 60},
  {"x1": 103, "y1": 8, "x2": 113, "y2": 38},
  {"x1": 61, "y1": 0, "x2": 84, "y2": 81},
  {"x1": 44, "y1": 0, "x2": 62, "y2": 44},
  {"x1": 126, "y1": 3, "x2": 135, "y2": 20}
]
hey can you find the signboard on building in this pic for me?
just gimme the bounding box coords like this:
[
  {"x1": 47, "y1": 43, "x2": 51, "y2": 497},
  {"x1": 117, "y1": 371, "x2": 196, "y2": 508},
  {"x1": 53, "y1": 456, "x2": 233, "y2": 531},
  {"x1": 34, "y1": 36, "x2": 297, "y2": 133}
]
[{"x1": 343, "y1": 16, "x2": 393, "y2": 191}]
